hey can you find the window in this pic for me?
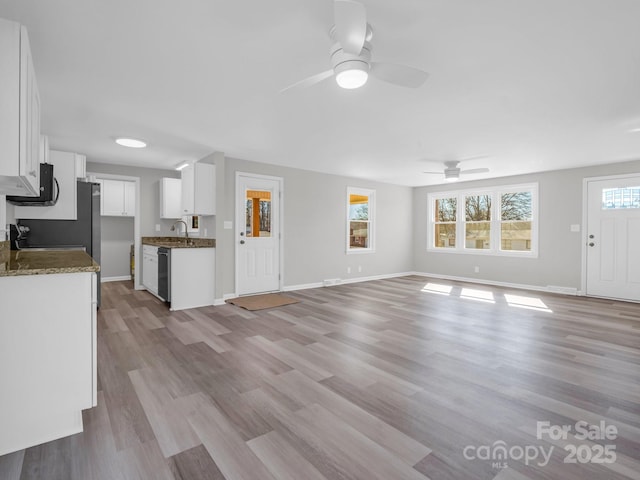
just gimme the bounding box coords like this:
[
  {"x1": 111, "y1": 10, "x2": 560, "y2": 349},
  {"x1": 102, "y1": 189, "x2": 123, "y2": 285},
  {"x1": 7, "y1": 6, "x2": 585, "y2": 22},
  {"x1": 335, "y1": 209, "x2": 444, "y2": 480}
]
[
  {"x1": 465, "y1": 194, "x2": 491, "y2": 249},
  {"x1": 500, "y1": 191, "x2": 532, "y2": 251},
  {"x1": 602, "y1": 187, "x2": 640, "y2": 209},
  {"x1": 347, "y1": 187, "x2": 375, "y2": 253},
  {"x1": 427, "y1": 183, "x2": 538, "y2": 257},
  {"x1": 434, "y1": 197, "x2": 457, "y2": 248}
]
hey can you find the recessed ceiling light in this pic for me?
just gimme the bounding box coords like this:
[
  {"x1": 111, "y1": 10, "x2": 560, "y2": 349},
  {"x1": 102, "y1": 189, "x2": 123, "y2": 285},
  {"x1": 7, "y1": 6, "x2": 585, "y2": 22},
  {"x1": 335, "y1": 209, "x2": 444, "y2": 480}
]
[
  {"x1": 115, "y1": 137, "x2": 147, "y2": 148},
  {"x1": 175, "y1": 162, "x2": 190, "y2": 171}
]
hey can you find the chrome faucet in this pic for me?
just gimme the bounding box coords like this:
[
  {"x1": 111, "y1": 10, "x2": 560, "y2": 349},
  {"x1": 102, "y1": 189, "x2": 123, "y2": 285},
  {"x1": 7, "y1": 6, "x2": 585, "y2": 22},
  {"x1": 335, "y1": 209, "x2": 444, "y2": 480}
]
[{"x1": 170, "y1": 220, "x2": 189, "y2": 239}]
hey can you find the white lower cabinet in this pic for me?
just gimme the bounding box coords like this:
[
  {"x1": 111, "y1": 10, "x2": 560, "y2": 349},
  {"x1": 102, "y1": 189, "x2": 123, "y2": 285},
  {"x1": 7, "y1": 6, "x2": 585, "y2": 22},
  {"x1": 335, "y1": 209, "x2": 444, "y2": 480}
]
[
  {"x1": 0, "y1": 272, "x2": 97, "y2": 456},
  {"x1": 142, "y1": 245, "x2": 158, "y2": 295},
  {"x1": 170, "y1": 248, "x2": 215, "y2": 311}
]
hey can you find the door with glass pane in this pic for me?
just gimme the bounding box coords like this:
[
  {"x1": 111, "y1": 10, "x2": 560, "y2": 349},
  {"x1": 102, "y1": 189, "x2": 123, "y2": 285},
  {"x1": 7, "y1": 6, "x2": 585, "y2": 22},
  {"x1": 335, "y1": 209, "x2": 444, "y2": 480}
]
[
  {"x1": 586, "y1": 176, "x2": 640, "y2": 301},
  {"x1": 236, "y1": 173, "x2": 281, "y2": 295}
]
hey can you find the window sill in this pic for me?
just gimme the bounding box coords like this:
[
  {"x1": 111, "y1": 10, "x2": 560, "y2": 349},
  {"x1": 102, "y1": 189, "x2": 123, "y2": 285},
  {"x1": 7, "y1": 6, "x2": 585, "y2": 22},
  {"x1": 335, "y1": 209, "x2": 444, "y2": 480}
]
[
  {"x1": 426, "y1": 247, "x2": 538, "y2": 259},
  {"x1": 347, "y1": 248, "x2": 376, "y2": 255}
]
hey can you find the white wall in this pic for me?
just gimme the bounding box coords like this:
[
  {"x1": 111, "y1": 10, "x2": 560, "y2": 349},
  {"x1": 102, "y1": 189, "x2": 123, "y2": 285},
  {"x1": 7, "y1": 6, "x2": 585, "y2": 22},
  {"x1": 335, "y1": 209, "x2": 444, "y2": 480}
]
[
  {"x1": 413, "y1": 158, "x2": 640, "y2": 291},
  {"x1": 86, "y1": 161, "x2": 180, "y2": 279},
  {"x1": 100, "y1": 216, "x2": 134, "y2": 279},
  {"x1": 86, "y1": 162, "x2": 181, "y2": 236},
  {"x1": 207, "y1": 155, "x2": 414, "y2": 299}
]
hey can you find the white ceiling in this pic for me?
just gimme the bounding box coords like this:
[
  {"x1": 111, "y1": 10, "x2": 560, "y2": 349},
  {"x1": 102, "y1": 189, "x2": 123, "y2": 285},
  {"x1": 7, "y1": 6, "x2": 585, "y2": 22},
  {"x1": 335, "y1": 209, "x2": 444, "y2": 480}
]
[{"x1": 2, "y1": 0, "x2": 640, "y2": 186}]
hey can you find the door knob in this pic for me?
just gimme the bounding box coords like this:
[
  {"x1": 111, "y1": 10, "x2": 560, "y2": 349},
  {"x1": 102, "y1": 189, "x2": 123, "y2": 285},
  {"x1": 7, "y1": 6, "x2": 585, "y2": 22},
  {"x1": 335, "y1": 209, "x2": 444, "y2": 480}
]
[
  {"x1": 240, "y1": 240, "x2": 245, "y2": 245},
  {"x1": 589, "y1": 242, "x2": 595, "y2": 247}
]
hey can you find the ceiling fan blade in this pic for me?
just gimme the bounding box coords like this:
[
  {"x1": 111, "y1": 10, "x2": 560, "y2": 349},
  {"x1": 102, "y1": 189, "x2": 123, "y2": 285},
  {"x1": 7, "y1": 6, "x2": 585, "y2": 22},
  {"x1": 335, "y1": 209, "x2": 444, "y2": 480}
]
[
  {"x1": 334, "y1": 0, "x2": 367, "y2": 54},
  {"x1": 458, "y1": 154, "x2": 489, "y2": 162},
  {"x1": 370, "y1": 62, "x2": 429, "y2": 88},
  {"x1": 279, "y1": 70, "x2": 334, "y2": 94},
  {"x1": 423, "y1": 171, "x2": 443, "y2": 175},
  {"x1": 461, "y1": 168, "x2": 490, "y2": 175}
]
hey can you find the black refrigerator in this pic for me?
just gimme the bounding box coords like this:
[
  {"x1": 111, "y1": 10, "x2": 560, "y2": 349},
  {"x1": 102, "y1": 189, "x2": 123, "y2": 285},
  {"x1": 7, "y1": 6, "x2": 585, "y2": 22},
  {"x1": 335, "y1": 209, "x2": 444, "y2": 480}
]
[{"x1": 19, "y1": 181, "x2": 101, "y2": 305}]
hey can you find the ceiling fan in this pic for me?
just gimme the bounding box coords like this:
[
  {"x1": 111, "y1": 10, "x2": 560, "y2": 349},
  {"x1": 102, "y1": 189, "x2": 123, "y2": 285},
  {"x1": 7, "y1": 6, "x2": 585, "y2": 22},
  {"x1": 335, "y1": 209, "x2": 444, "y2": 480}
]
[
  {"x1": 280, "y1": 0, "x2": 429, "y2": 93},
  {"x1": 423, "y1": 160, "x2": 490, "y2": 182}
]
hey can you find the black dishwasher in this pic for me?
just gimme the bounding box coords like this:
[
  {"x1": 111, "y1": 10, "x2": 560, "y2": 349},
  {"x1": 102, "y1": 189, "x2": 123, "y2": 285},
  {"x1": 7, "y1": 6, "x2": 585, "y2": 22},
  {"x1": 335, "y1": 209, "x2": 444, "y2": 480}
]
[{"x1": 158, "y1": 247, "x2": 171, "y2": 302}]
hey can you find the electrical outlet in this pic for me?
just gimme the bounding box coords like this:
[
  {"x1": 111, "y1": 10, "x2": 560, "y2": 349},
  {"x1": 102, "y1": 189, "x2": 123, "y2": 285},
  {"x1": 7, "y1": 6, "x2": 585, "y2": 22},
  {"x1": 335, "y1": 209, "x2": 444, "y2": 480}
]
[
  {"x1": 155, "y1": 224, "x2": 161, "y2": 232},
  {"x1": 358, "y1": 265, "x2": 362, "y2": 273},
  {"x1": 474, "y1": 266, "x2": 480, "y2": 273},
  {"x1": 204, "y1": 228, "x2": 208, "y2": 237},
  {"x1": 347, "y1": 267, "x2": 351, "y2": 274}
]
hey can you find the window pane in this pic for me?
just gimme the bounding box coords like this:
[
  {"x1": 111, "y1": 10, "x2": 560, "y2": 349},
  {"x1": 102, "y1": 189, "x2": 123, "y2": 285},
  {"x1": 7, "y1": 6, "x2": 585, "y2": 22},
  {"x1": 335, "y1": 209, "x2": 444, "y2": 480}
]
[
  {"x1": 501, "y1": 221, "x2": 532, "y2": 251},
  {"x1": 245, "y1": 190, "x2": 272, "y2": 237},
  {"x1": 350, "y1": 221, "x2": 369, "y2": 248},
  {"x1": 435, "y1": 198, "x2": 457, "y2": 221},
  {"x1": 602, "y1": 187, "x2": 640, "y2": 209},
  {"x1": 349, "y1": 194, "x2": 369, "y2": 220},
  {"x1": 501, "y1": 192, "x2": 532, "y2": 220},
  {"x1": 434, "y1": 223, "x2": 456, "y2": 248},
  {"x1": 465, "y1": 222, "x2": 490, "y2": 249},
  {"x1": 465, "y1": 195, "x2": 491, "y2": 221}
]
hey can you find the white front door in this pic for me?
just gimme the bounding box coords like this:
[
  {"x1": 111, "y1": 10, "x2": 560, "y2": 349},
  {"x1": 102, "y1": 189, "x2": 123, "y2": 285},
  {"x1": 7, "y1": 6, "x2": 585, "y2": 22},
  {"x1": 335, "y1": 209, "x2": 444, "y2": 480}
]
[
  {"x1": 236, "y1": 173, "x2": 282, "y2": 296},
  {"x1": 586, "y1": 175, "x2": 640, "y2": 301}
]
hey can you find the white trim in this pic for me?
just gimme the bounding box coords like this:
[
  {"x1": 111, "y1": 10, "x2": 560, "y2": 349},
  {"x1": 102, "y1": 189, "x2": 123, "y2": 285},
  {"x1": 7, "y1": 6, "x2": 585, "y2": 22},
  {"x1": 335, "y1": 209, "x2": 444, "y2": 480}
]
[
  {"x1": 581, "y1": 172, "x2": 640, "y2": 300},
  {"x1": 234, "y1": 172, "x2": 284, "y2": 296},
  {"x1": 581, "y1": 177, "x2": 589, "y2": 297},
  {"x1": 88, "y1": 171, "x2": 141, "y2": 291},
  {"x1": 101, "y1": 275, "x2": 132, "y2": 283},
  {"x1": 346, "y1": 186, "x2": 376, "y2": 254},
  {"x1": 427, "y1": 182, "x2": 538, "y2": 258},
  {"x1": 283, "y1": 282, "x2": 324, "y2": 291},
  {"x1": 411, "y1": 271, "x2": 579, "y2": 296},
  {"x1": 283, "y1": 272, "x2": 414, "y2": 292}
]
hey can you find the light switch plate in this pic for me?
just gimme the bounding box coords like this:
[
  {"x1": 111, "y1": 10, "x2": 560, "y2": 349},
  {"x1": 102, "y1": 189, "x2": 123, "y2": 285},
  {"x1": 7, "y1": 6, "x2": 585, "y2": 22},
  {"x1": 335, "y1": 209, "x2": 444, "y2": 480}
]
[
  {"x1": 570, "y1": 224, "x2": 580, "y2": 232},
  {"x1": 224, "y1": 221, "x2": 233, "y2": 230}
]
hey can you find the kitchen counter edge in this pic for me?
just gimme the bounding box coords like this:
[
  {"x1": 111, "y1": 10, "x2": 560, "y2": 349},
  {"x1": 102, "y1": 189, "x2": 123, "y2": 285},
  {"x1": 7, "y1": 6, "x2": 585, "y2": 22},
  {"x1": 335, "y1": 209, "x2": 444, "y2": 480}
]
[
  {"x1": 142, "y1": 237, "x2": 216, "y2": 248},
  {"x1": 0, "y1": 244, "x2": 100, "y2": 277}
]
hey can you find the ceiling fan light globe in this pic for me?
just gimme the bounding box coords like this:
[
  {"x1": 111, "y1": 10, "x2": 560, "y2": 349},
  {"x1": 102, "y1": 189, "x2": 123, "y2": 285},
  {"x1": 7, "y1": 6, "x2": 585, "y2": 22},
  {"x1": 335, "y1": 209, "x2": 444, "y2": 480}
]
[
  {"x1": 334, "y1": 60, "x2": 369, "y2": 89},
  {"x1": 444, "y1": 176, "x2": 459, "y2": 182},
  {"x1": 336, "y1": 69, "x2": 368, "y2": 89}
]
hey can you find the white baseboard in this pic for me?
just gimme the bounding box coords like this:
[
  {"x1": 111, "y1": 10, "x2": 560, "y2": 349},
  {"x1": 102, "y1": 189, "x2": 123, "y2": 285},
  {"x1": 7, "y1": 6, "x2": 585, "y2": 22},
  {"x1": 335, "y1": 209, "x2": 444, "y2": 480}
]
[
  {"x1": 410, "y1": 271, "x2": 579, "y2": 296},
  {"x1": 283, "y1": 282, "x2": 323, "y2": 292},
  {"x1": 101, "y1": 275, "x2": 132, "y2": 283},
  {"x1": 283, "y1": 272, "x2": 414, "y2": 292}
]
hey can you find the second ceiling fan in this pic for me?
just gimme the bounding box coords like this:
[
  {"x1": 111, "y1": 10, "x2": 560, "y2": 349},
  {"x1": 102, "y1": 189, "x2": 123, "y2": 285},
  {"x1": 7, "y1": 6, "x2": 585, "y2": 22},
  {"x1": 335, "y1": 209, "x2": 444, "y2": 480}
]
[
  {"x1": 423, "y1": 160, "x2": 490, "y2": 182},
  {"x1": 281, "y1": 0, "x2": 429, "y2": 93}
]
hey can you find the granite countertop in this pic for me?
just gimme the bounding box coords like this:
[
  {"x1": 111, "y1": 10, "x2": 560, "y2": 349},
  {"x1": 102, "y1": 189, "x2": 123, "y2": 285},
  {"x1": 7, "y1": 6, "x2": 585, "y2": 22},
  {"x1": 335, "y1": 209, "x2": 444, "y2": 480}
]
[
  {"x1": 0, "y1": 242, "x2": 100, "y2": 277},
  {"x1": 142, "y1": 236, "x2": 216, "y2": 248}
]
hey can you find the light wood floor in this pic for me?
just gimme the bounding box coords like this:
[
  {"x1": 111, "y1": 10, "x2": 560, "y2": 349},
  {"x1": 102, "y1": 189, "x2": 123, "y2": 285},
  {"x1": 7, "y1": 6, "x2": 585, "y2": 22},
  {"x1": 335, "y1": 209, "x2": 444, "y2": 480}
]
[{"x1": 1, "y1": 276, "x2": 640, "y2": 480}]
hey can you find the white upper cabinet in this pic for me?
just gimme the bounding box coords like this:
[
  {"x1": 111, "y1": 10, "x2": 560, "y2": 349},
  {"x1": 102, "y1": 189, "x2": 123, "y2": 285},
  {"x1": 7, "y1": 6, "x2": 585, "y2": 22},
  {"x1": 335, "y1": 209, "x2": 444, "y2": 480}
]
[
  {"x1": 14, "y1": 149, "x2": 81, "y2": 220},
  {"x1": 0, "y1": 19, "x2": 41, "y2": 196},
  {"x1": 181, "y1": 162, "x2": 215, "y2": 216},
  {"x1": 160, "y1": 177, "x2": 182, "y2": 219},
  {"x1": 99, "y1": 179, "x2": 135, "y2": 216}
]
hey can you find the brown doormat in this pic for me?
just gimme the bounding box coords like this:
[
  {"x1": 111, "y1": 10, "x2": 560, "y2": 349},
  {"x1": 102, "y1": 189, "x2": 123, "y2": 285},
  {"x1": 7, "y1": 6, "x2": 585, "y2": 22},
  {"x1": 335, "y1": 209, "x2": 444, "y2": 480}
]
[{"x1": 226, "y1": 293, "x2": 300, "y2": 311}]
